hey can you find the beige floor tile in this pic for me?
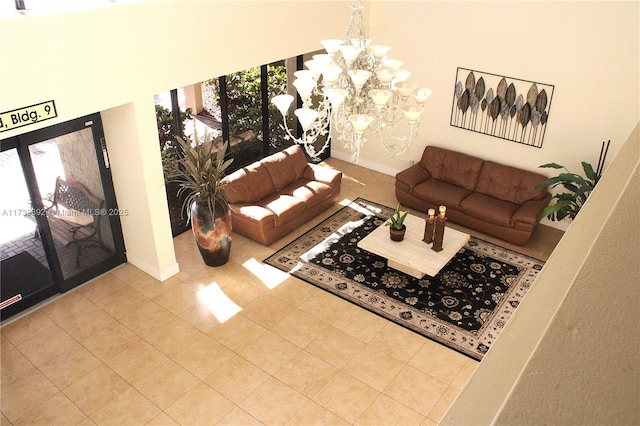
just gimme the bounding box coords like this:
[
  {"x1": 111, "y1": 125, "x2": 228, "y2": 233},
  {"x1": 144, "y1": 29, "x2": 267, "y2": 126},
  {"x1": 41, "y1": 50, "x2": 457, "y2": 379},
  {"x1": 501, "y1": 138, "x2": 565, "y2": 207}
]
[
  {"x1": 165, "y1": 382, "x2": 235, "y2": 425},
  {"x1": 409, "y1": 339, "x2": 470, "y2": 385},
  {"x1": 133, "y1": 359, "x2": 200, "y2": 409},
  {"x1": 178, "y1": 261, "x2": 219, "y2": 291},
  {"x1": 174, "y1": 253, "x2": 209, "y2": 281},
  {"x1": 332, "y1": 304, "x2": 389, "y2": 343},
  {"x1": 178, "y1": 301, "x2": 222, "y2": 334},
  {"x1": 384, "y1": 365, "x2": 448, "y2": 417},
  {"x1": 313, "y1": 371, "x2": 380, "y2": 424},
  {"x1": 144, "y1": 316, "x2": 205, "y2": 357},
  {"x1": 216, "y1": 406, "x2": 264, "y2": 426},
  {"x1": 57, "y1": 303, "x2": 115, "y2": 342},
  {"x1": 451, "y1": 358, "x2": 479, "y2": 390},
  {"x1": 79, "y1": 320, "x2": 138, "y2": 362},
  {"x1": 152, "y1": 280, "x2": 199, "y2": 315},
  {"x1": 108, "y1": 262, "x2": 147, "y2": 285},
  {"x1": 16, "y1": 322, "x2": 77, "y2": 367},
  {"x1": 126, "y1": 274, "x2": 176, "y2": 299},
  {"x1": 147, "y1": 411, "x2": 180, "y2": 425},
  {"x1": 1, "y1": 310, "x2": 55, "y2": 346},
  {"x1": 119, "y1": 300, "x2": 177, "y2": 338},
  {"x1": 38, "y1": 341, "x2": 102, "y2": 389},
  {"x1": 271, "y1": 307, "x2": 329, "y2": 348},
  {"x1": 239, "y1": 377, "x2": 309, "y2": 425},
  {"x1": 208, "y1": 313, "x2": 267, "y2": 353},
  {"x1": 268, "y1": 276, "x2": 318, "y2": 307},
  {"x1": 355, "y1": 393, "x2": 425, "y2": 425},
  {"x1": 63, "y1": 364, "x2": 130, "y2": 415},
  {"x1": 76, "y1": 272, "x2": 128, "y2": 303},
  {"x1": 343, "y1": 344, "x2": 405, "y2": 391},
  {"x1": 204, "y1": 354, "x2": 270, "y2": 405},
  {"x1": 89, "y1": 386, "x2": 161, "y2": 425},
  {"x1": 428, "y1": 385, "x2": 461, "y2": 423},
  {"x1": 1, "y1": 412, "x2": 12, "y2": 426},
  {"x1": 216, "y1": 275, "x2": 267, "y2": 307},
  {"x1": 305, "y1": 326, "x2": 365, "y2": 369},
  {"x1": 39, "y1": 290, "x2": 93, "y2": 323},
  {"x1": 238, "y1": 329, "x2": 300, "y2": 375},
  {"x1": 0, "y1": 370, "x2": 58, "y2": 423},
  {"x1": 274, "y1": 350, "x2": 339, "y2": 398},
  {"x1": 94, "y1": 285, "x2": 148, "y2": 319},
  {"x1": 368, "y1": 322, "x2": 427, "y2": 363},
  {"x1": 421, "y1": 417, "x2": 439, "y2": 426},
  {"x1": 0, "y1": 336, "x2": 38, "y2": 387},
  {"x1": 173, "y1": 334, "x2": 235, "y2": 380},
  {"x1": 105, "y1": 337, "x2": 169, "y2": 384},
  {"x1": 285, "y1": 400, "x2": 349, "y2": 425},
  {"x1": 241, "y1": 293, "x2": 291, "y2": 329},
  {"x1": 13, "y1": 391, "x2": 86, "y2": 426},
  {"x1": 298, "y1": 287, "x2": 352, "y2": 323}
]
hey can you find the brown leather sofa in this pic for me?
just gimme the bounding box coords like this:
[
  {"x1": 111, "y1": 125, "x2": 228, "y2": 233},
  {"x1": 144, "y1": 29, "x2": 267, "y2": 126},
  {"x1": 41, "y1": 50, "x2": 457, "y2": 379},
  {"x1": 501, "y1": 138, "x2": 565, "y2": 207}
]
[
  {"x1": 395, "y1": 145, "x2": 551, "y2": 245},
  {"x1": 222, "y1": 144, "x2": 342, "y2": 245}
]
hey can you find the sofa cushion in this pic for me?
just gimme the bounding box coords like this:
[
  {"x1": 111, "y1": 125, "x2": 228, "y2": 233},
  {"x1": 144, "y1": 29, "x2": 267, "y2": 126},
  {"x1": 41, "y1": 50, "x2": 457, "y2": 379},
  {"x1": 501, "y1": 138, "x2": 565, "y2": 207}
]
[
  {"x1": 262, "y1": 145, "x2": 310, "y2": 191},
  {"x1": 281, "y1": 179, "x2": 333, "y2": 209},
  {"x1": 413, "y1": 178, "x2": 473, "y2": 208},
  {"x1": 420, "y1": 146, "x2": 483, "y2": 191},
  {"x1": 223, "y1": 161, "x2": 275, "y2": 204},
  {"x1": 230, "y1": 204, "x2": 277, "y2": 229},
  {"x1": 460, "y1": 193, "x2": 520, "y2": 227},
  {"x1": 259, "y1": 194, "x2": 307, "y2": 227},
  {"x1": 476, "y1": 161, "x2": 549, "y2": 204}
]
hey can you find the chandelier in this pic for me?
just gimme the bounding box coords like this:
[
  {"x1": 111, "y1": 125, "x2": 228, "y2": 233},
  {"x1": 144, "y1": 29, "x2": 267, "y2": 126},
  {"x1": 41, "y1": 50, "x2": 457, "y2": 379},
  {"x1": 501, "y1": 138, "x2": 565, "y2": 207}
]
[{"x1": 271, "y1": 0, "x2": 431, "y2": 161}]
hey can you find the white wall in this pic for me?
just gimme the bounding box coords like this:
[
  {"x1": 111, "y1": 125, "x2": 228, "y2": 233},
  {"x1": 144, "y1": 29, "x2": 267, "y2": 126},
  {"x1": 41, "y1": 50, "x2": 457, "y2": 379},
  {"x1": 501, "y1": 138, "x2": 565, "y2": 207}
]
[{"x1": 337, "y1": 1, "x2": 639, "y2": 230}]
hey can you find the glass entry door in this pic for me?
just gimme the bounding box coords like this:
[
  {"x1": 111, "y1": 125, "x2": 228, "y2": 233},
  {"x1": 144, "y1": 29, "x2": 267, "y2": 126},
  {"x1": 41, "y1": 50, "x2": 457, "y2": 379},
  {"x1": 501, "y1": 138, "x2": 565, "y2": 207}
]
[{"x1": 0, "y1": 113, "x2": 126, "y2": 320}]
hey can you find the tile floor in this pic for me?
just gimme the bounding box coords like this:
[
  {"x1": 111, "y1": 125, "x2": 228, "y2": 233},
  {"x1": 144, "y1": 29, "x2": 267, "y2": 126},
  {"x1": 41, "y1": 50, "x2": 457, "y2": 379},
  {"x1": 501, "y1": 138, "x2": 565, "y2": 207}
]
[{"x1": 1, "y1": 157, "x2": 563, "y2": 425}]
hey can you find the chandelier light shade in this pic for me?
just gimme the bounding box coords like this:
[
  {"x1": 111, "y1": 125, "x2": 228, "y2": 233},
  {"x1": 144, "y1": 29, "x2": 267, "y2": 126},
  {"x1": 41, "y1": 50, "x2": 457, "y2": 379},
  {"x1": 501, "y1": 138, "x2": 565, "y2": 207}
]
[{"x1": 272, "y1": 0, "x2": 431, "y2": 161}]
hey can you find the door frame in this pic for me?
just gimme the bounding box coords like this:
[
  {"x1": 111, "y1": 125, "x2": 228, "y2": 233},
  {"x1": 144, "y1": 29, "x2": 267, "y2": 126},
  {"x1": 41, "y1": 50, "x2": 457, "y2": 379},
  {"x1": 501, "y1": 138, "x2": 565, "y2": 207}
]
[{"x1": 1, "y1": 112, "x2": 126, "y2": 297}]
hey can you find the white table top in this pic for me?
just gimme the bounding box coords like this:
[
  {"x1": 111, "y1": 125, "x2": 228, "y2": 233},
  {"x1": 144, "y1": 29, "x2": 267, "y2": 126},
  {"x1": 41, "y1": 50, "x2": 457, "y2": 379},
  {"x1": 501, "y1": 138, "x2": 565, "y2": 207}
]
[{"x1": 357, "y1": 213, "x2": 470, "y2": 277}]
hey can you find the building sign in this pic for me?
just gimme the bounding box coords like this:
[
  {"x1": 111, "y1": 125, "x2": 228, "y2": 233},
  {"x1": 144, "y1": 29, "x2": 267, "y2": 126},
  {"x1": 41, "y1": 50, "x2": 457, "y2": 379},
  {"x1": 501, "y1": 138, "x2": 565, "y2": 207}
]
[{"x1": 0, "y1": 100, "x2": 58, "y2": 133}]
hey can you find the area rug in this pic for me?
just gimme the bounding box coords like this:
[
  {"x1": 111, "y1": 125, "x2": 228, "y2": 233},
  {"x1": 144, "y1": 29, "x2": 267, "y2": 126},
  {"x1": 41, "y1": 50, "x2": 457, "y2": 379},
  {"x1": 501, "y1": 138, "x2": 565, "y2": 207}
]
[{"x1": 264, "y1": 198, "x2": 545, "y2": 360}]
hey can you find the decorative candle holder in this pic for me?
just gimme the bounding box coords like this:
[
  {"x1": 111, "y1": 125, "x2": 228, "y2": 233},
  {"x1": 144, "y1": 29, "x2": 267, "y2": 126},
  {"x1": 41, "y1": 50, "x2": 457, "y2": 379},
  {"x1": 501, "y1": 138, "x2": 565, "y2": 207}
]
[
  {"x1": 432, "y1": 216, "x2": 446, "y2": 252},
  {"x1": 423, "y1": 217, "x2": 435, "y2": 244}
]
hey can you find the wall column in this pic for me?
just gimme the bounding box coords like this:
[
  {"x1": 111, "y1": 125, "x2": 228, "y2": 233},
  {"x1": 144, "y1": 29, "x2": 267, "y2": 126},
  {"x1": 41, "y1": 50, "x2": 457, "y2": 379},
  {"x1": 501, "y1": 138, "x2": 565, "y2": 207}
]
[{"x1": 100, "y1": 100, "x2": 179, "y2": 281}]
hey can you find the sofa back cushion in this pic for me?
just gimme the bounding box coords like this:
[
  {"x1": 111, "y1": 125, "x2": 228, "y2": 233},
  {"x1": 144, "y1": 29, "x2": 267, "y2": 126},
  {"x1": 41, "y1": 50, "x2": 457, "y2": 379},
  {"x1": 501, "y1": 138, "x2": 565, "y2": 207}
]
[
  {"x1": 262, "y1": 144, "x2": 310, "y2": 191},
  {"x1": 223, "y1": 161, "x2": 275, "y2": 204},
  {"x1": 420, "y1": 146, "x2": 483, "y2": 191},
  {"x1": 476, "y1": 161, "x2": 548, "y2": 204}
]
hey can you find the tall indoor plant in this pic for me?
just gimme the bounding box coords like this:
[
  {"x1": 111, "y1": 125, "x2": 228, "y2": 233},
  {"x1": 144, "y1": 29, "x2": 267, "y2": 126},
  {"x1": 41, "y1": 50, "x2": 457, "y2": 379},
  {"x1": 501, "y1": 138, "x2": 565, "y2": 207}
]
[
  {"x1": 168, "y1": 131, "x2": 234, "y2": 266},
  {"x1": 535, "y1": 140, "x2": 609, "y2": 222}
]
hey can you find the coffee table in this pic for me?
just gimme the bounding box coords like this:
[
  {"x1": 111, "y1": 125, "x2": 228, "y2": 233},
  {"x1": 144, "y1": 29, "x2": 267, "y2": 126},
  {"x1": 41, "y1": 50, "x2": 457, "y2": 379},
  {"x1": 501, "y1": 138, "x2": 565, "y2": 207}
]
[{"x1": 357, "y1": 213, "x2": 470, "y2": 278}]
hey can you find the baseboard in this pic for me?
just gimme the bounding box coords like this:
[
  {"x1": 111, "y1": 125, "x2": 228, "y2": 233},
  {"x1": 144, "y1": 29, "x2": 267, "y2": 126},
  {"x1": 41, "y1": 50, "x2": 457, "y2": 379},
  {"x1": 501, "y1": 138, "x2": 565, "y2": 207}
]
[
  {"x1": 331, "y1": 151, "x2": 403, "y2": 177},
  {"x1": 126, "y1": 255, "x2": 180, "y2": 282}
]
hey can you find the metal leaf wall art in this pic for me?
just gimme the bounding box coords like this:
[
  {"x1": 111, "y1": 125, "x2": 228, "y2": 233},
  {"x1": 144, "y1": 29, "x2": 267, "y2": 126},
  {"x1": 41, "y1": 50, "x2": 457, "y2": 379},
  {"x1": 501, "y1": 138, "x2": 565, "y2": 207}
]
[{"x1": 450, "y1": 67, "x2": 554, "y2": 148}]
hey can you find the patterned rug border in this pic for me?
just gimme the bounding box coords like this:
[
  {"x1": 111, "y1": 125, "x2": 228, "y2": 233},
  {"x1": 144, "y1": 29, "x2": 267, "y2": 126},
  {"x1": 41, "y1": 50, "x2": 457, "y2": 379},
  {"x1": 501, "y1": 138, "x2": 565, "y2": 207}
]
[{"x1": 264, "y1": 198, "x2": 545, "y2": 360}]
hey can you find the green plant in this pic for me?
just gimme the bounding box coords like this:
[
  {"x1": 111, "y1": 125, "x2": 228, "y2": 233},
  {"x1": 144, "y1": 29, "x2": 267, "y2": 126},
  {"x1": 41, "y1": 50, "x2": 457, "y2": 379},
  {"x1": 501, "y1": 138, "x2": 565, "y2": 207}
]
[
  {"x1": 155, "y1": 104, "x2": 193, "y2": 160},
  {"x1": 165, "y1": 131, "x2": 233, "y2": 222},
  {"x1": 205, "y1": 63, "x2": 289, "y2": 151},
  {"x1": 385, "y1": 204, "x2": 408, "y2": 230},
  {"x1": 535, "y1": 161, "x2": 600, "y2": 221}
]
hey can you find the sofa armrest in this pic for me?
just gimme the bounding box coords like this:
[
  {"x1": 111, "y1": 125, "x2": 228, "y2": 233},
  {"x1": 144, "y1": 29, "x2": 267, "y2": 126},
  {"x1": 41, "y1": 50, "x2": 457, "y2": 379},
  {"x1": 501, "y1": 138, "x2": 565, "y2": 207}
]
[
  {"x1": 395, "y1": 163, "x2": 431, "y2": 194},
  {"x1": 305, "y1": 164, "x2": 343, "y2": 188},
  {"x1": 512, "y1": 194, "x2": 552, "y2": 227}
]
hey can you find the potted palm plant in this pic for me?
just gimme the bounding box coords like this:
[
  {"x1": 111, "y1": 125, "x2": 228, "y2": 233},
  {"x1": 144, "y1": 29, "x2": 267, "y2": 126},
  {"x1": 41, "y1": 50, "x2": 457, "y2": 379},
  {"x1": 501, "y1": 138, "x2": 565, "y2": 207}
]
[
  {"x1": 167, "y1": 131, "x2": 234, "y2": 266},
  {"x1": 385, "y1": 204, "x2": 408, "y2": 241}
]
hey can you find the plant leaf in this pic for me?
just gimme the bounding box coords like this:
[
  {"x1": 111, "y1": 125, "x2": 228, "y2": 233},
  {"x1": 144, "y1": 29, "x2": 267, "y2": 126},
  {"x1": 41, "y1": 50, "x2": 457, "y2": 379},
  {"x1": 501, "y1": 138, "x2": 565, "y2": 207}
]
[{"x1": 582, "y1": 161, "x2": 597, "y2": 181}]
